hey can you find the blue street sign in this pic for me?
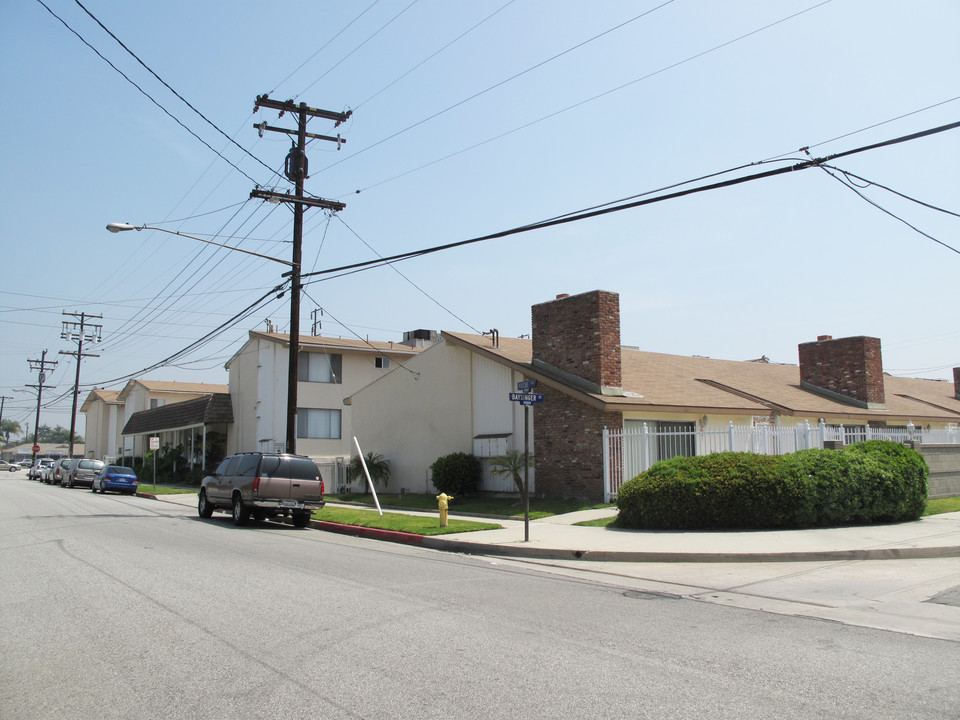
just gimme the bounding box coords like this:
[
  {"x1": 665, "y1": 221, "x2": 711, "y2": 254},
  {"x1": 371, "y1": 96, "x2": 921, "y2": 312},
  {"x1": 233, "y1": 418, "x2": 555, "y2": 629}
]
[
  {"x1": 517, "y1": 379, "x2": 538, "y2": 391},
  {"x1": 509, "y1": 392, "x2": 544, "y2": 406}
]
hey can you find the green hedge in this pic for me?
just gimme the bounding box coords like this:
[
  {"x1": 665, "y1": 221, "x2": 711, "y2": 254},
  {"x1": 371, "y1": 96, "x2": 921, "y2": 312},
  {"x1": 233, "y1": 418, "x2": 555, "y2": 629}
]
[
  {"x1": 616, "y1": 441, "x2": 928, "y2": 530},
  {"x1": 429, "y1": 452, "x2": 481, "y2": 496}
]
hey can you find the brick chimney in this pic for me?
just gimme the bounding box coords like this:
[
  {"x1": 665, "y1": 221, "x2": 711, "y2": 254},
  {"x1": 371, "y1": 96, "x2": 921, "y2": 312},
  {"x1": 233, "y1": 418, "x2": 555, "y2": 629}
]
[
  {"x1": 954, "y1": 367, "x2": 960, "y2": 400},
  {"x1": 798, "y1": 335, "x2": 885, "y2": 409},
  {"x1": 531, "y1": 290, "x2": 622, "y2": 394}
]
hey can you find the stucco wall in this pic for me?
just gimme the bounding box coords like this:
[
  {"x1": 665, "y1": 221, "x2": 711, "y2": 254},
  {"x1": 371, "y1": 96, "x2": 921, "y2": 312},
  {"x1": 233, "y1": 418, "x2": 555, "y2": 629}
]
[{"x1": 349, "y1": 340, "x2": 473, "y2": 494}]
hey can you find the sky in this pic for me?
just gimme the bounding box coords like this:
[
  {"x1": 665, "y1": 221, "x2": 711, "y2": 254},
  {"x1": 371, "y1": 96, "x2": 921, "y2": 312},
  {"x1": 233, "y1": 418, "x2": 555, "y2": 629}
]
[{"x1": 1, "y1": 0, "x2": 958, "y2": 439}]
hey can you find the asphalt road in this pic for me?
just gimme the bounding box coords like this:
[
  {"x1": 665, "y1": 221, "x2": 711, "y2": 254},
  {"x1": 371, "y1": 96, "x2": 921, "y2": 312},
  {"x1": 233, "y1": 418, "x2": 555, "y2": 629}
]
[{"x1": 1, "y1": 474, "x2": 957, "y2": 719}]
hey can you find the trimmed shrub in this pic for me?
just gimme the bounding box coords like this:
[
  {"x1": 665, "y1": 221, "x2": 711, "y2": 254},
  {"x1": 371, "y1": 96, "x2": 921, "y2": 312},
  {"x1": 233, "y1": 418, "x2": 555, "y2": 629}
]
[
  {"x1": 617, "y1": 441, "x2": 928, "y2": 530},
  {"x1": 429, "y1": 452, "x2": 481, "y2": 496}
]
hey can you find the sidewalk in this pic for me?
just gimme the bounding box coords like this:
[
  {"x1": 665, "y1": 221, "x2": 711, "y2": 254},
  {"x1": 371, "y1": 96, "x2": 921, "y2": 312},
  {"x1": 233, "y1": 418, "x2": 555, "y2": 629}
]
[{"x1": 141, "y1": 491, "x2": 960, "y2": 563}]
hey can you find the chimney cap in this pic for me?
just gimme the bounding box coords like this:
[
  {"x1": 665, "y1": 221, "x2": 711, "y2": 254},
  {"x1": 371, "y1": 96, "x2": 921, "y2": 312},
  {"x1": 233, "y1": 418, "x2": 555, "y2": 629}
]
[
  {"x1": 555, "y1": 293, "x2": 570, "y2": 299},
  {"x1": 817, "y1": 335, "x2": 833, "y2": 342}
]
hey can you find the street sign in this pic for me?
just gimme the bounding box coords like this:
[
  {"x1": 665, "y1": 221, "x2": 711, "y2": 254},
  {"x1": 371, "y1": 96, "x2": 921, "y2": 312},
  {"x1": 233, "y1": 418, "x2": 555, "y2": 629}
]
[
  {"x1": 509, "y1": 392, "x2": 544, "y2": 406},
  {"x1": 149, "y1": 436, "x2": 160, "y2": 451},
  {"x1": 32, "y1": 444, "x2": 40, "y2": 454},
  {"x1": 517, "y1": 379, "x2": 537, "y2": 391}
]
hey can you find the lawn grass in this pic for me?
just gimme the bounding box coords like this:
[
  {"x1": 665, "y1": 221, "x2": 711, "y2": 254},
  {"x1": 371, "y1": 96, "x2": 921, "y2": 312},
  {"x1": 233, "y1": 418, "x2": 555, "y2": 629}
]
[
  {"x1": 924, "y1": 496, "x2": 960, "y2": 516},
  {"x1": 329, "y1": 493, "x2": 612, "y2": 520},
  {"x1": 313, "y1": 505, "x2": 501, "y2": 536},
  {"x1": 138, "y1": 484, "x2": 200, "y2": 495}
]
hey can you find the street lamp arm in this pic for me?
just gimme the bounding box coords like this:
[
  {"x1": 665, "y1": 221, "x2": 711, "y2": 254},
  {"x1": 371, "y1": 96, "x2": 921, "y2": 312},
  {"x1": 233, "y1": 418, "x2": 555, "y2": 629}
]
[{"x1": 106, "y1": 223, "x2": 297, "y2": 267}]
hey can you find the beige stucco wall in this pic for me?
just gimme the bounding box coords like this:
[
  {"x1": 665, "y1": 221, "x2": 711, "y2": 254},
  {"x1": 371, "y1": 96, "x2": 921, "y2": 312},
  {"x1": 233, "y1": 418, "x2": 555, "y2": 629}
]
[{"x1": 349, "y1": 340, "x2": 473, "y2": 494}]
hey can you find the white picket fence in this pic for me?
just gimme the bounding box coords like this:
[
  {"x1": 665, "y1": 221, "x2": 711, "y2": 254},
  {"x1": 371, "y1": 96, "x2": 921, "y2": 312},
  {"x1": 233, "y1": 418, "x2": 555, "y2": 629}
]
[{"x1": 602, "y1": 421, "x2": 960, "y2": 502}]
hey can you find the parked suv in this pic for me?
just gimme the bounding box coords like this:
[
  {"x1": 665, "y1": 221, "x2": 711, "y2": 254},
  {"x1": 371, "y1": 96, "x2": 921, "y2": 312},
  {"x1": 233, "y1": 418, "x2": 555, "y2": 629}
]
[
  {"x1": 64, "y1": 459, "x2": 105, "y2": 488},
  {"x1": 199, "y1": 452, "x2": 325, "y2": 527}
]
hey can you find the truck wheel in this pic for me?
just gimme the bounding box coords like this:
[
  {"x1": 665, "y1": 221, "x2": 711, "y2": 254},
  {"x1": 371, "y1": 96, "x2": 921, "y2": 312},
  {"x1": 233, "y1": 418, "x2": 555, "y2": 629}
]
[
  {"x1": 232, "y1": 495, "x2": 250, "y2": 526},
  {"x1": 292, "y1": 512, "x2": 311, "y2": 528},
  {"x1": 198, "y1": 490, "x2": 214, "y2": 518}
]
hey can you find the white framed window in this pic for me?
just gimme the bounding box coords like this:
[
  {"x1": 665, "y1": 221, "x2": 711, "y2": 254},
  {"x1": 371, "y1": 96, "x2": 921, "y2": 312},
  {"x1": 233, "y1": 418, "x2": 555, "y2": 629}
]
[
  {"x1": 297, "y1": 408, "x2": 342, "y2": 439},
  {"x1": 375, "y1": 357, "x2": 390, "y2": 369},
  {"x1": 298, "y1": 352, "x2": 342, "y2": 383},
  {"x1": 149, "y1": 398, "x2": 166, "y2": 409}
]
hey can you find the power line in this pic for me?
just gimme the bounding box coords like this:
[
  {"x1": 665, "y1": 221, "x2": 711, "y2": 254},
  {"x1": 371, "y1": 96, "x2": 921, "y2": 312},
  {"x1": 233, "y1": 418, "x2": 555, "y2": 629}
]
[
  {"x1": 319, "y1": 0, "x2": 676, "y2": 175},
  {"x1": 351, "y1": 0, "x2": 518, "y2": 111},
  {"x1": 334, "y1": 215, "x2": 483, "y2": 334},
  {"x1": 72, "y1": 0, "x2": 283, "y2": 183},
  {"x1": 33, "y1": 0, "x2": 260, "y2": 185},
  {"x1": 818, "y1": 164, "x2": 959, "y2": 255},
  {"x1": 337, "y1": 0, "x2": 834, "y2": 195},
  {"x1": 302, "y1": 119, "x2": 960, "y2": 283},
  {"x1": 271, "y1": 0, "x2": 386, "y2": 97}
]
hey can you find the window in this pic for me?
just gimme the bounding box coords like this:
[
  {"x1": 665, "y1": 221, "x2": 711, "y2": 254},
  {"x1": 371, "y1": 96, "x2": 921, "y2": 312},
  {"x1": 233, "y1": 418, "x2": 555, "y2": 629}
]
[
  {"x1": 297, "y1": 408, "x2": 342, "y2": 439},
  {"x1": 150, "y1": 398, "x2": 166, "y2": 409},
  {"x1": 375, "y1": 357, "x2": 390, "y2": 369},
  {"x1": 236, "y1": 454, "x2": 260, "y2": 477},
  {"x1": 298, "y1": 351, "x2": 342, "y2": 383}
]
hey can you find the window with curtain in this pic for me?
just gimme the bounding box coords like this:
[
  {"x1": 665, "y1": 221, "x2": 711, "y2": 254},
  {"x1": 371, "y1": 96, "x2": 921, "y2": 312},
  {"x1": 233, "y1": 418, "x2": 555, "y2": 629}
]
[
  {"x1": 298, "y1": 352, "x2": 342, "y2": 383},
  {"x1": 297, "y1": 408, "x2": 342, "y2": 439}
]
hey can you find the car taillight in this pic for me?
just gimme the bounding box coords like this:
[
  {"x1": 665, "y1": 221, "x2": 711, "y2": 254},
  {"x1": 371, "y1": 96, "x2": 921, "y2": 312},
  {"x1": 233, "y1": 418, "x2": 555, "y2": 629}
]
[
  {"x1": 320, "y1": 480, "x2": 324, "y2": 495},
  {"x1": 253, "y1": 476, "x2": 260, "y2": 492}
]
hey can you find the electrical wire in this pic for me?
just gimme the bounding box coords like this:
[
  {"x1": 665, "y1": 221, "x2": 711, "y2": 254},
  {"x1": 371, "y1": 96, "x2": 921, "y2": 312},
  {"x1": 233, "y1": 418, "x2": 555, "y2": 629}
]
[
  {"x1": 319, "y1": 0, "x2": 677, "y2": 175},
  {"x1": 334, "y1": 215, "x2": 483, "y2": 334},
  {"x1": 302, "y1": 119, "x2": 960, "y2": 283},
  {"x1": 295, "y1": 0, "x2": 421, "y2": 99},
  {"x1": 351, "y1": 0, "x2": 518, "y2": 112},
  {"x1": 269, "y1": 0, "x2": 385, "y2": 97},
  {"x1": 338, "y1": 0, "x2": 835, "y2": 195},
  {"x1": 817, "y1": 164, "x2": 960, "y2": 256},
  {"x1": 33, "y1": 0, "x2": 260, "y2": 185},
  {"x1": 72, "y1": 0, "x2": 284, "y2": 183}
]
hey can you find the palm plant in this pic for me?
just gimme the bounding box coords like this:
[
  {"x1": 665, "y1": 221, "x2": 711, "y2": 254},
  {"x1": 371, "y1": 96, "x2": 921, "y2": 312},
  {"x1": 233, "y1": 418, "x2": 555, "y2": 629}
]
[
  {"x1": 1, "y1": 419, "x2": 21, "y2": 445},
  {"x1": 488, "y1": 450, "x2": 533, "y2": 494},
  {"x1": 347, "y1": 451, "x2": 391, "y2": 490}
]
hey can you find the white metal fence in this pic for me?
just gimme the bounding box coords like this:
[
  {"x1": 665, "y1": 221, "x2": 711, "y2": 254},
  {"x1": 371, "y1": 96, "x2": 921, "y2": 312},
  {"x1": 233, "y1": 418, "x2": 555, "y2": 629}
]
[{"x1": 602, "y1": 421, "x2": 960, "y2": 502}]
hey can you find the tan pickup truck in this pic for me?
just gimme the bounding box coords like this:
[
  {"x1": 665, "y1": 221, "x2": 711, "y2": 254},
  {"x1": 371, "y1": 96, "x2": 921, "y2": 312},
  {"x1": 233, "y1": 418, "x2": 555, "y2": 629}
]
[{"x1": 198, "y1": 452, "x2": 325, "y2": 527}]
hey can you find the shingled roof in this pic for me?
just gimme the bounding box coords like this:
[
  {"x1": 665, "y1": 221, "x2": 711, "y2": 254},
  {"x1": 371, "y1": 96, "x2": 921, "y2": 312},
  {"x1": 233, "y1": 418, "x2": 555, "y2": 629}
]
[{"x1": 121, "y1": 393, "x2": 234, "y2": 435}]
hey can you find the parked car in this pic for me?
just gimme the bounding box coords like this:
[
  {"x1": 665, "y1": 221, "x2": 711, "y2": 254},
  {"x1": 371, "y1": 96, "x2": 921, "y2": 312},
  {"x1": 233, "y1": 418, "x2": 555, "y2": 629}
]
[
  {"x1": 92, "y1": 465, "x2": 139, "y2": 495},
  {"x1": 199, "y1": 452, "x2": 325, "y2": 527},
  {"x1": 0, "y1": 460, "x2": 19, "y2": 472},
  {"x1": 50, "y1": 458, "x2": 78, "y2": 485},
  {"x1": 18, "y1": 459, "x2": 33, "y2": 468},
  {"x1": 29, "y1": 458, "x2": 55, "y2": 480},
  {"x1": 63, "y1": 459, "x2": 105, "y2": 488},
  {"x1": 39, "y1": 461, "x2": 57, "y2": 483}
]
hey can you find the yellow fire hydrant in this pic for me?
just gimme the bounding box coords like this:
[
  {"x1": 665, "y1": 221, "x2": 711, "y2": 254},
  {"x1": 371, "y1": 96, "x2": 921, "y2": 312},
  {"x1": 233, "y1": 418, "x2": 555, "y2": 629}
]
[{"x1": 437, "y1": 493, "x2": 454, "y2": 527}]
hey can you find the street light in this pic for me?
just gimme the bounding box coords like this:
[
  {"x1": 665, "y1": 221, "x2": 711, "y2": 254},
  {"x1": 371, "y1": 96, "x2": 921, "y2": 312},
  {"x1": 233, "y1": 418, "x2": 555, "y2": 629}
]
[{"x1": 107, "y1": 222, "x2": 303, "y2": 454}]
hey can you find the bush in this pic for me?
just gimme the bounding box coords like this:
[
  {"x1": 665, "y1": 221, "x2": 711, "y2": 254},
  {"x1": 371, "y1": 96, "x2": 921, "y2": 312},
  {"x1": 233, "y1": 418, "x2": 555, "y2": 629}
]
[
  {"x1": 429, "y1": 452, "x2": 481, "y2": 496},
  {"x1": 617, "y1": 441, "x2": 928, "y2": 530}
]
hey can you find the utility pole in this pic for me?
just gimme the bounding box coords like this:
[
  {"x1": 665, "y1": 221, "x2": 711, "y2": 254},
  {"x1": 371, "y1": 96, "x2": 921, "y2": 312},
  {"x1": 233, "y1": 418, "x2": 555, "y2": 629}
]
[
  {"x1": 0, "y1": 395, "x2": 12, "y2": 445},
  {"x1": 311, "y1": 308, "x2": 322, "y2": 336},
  {"x1": 251, "y1": 94, "x2": 351, "y2": 454},
  {"x1": 60, "y1": 312, "x2": 102, "y2": 459},
  {"x1": 26, "y1": 351, "x2": 57, "y2": 464}
]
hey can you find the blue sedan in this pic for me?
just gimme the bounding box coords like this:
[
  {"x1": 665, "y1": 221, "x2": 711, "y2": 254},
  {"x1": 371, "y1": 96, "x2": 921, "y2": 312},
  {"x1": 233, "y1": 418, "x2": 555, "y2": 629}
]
[{"x1": 92, "y1": 465, "x2": 139, "y2": 495}]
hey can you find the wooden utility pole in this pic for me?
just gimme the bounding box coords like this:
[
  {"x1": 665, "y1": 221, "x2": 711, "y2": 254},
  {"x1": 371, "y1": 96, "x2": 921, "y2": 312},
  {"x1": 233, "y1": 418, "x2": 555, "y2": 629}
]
[
  {"x1": 26, "y1": 350, "x2": 57, "y2": 464},
  {"x1": 251, "y1": 95, "x2": 350, "y2": 454},
  {"x1": 60, "y1": 311, "x2": 102, "y2": 459}
]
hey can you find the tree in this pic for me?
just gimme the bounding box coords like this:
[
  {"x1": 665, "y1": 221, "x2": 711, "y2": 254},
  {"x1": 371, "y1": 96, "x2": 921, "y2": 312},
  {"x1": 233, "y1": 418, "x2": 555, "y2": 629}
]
[
  {"x1": 1, "y1": 419, "x2": 21, "y2": 444},
  {"x1": 347, "y1": 452, "x2": 391, "y2": 491}
]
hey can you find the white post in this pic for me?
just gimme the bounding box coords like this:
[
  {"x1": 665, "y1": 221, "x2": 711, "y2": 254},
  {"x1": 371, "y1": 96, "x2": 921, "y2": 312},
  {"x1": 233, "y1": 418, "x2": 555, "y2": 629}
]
[
  {"x1": 728, "y1": 421, "x2": 735, "y2": 452},
  {"x1": 602, "y1": 427, "x2": 612, "y2": 504},
  {"x1": 352, "y1": 436, "x2": 382, "y2": 516}
]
